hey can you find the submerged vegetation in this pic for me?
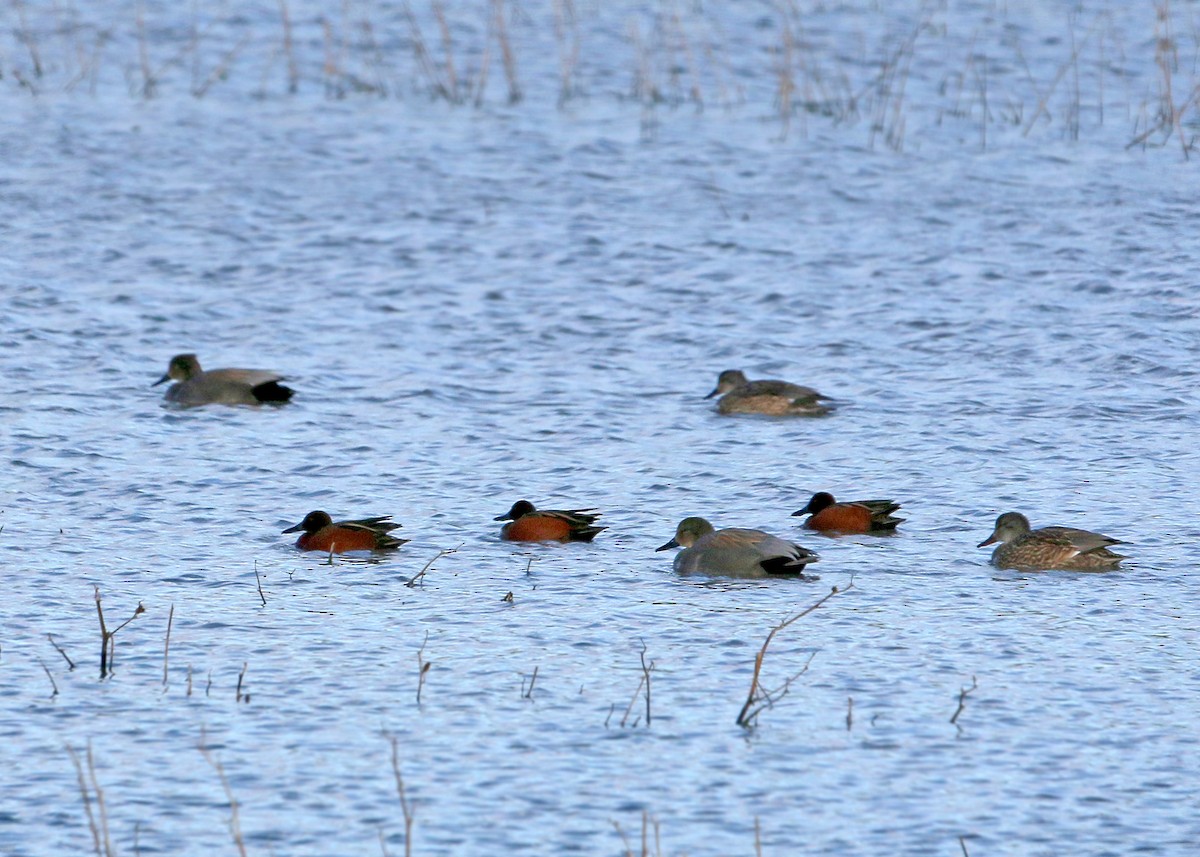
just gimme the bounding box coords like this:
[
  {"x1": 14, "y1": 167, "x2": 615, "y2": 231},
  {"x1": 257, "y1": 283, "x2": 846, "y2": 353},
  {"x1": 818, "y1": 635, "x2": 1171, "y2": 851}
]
[{"x1": 1, "y1": 0, "x2": 1197, "y2": 151}]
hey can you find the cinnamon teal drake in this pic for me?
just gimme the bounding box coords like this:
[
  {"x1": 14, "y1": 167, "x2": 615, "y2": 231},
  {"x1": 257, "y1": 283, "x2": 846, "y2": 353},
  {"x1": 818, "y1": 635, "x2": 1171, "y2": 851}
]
[
  {"x1": 977, "y1": 512, "x2": 1124, "y2": 571},
  {"x1": 705, "y1": 369, "x2": 831, "y2": 416},
  {"x1": 283, "y1": 511, "x2": 408, "y2": 553},
  {"x1": 656, "y1": 517, "x2": 819, "y2": 578},
  {"x1": 154, "y1": 354, "x2": 294, "y2": 407},
  {"x1": 495, "y1": 500, "x2": 606, "y2": 543},
  {"x1": 793, "y1": 492, "x2": 904, "y2": 533}
]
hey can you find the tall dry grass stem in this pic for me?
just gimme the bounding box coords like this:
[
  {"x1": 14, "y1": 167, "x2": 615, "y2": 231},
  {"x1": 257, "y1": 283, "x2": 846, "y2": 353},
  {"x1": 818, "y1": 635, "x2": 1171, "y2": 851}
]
[
  {"x1": 388, "y1": 734, "x2": 415, "y2": 857},
  {"x1": 67, "y1": 741, "x2": 112, "y2": 857},
  {"x1": 279, "y1": 0, "x2": 299, "y2": 92},
  {"x1": 552, "y1": 0, "x2": 579, "y2": 105},
  {"x1": 12, "y1": 0, "x2": 44, "y2": 79},
  {"x1": 199, "y1": 729, "x2": 248, "y2": 857},
  {"x1": 492, "y1": 0, "x2": 521, "y2": 103}
]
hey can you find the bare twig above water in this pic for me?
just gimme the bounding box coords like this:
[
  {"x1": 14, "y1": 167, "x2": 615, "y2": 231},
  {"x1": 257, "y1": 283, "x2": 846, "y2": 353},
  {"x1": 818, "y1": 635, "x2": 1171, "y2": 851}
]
[
  {"x1": 406, "y1": 544, "x2": 461, "y2": 588},
  {"x1": 94, "y1": 586, "x2": 144, "y2": 679},
  {"x1": 950, "y1": 675, "x2": 978, "y2": 727},
  {"x1": 616, "y1": 641, "x2": 654, "y2": 728},
  {"x1": 48, "y1": 633, "x2": 75, "y2": 669},
  {"x1": 736, "y1": 580, "x2": 854, "y2": 728}
]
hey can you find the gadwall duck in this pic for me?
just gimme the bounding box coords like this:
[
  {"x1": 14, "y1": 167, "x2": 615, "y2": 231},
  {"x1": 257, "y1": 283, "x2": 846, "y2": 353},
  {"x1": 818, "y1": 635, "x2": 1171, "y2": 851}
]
[
  {"x1": 657, "y1": 517, "x2": 819, "y2": 578},
  {"x1": 154, "y1": 353, "x2": 294, "y2": 407},
  {"x1": 977, "y1": 512, "x2": 1124, "y2": 571},
  {"x1": 705, "y1": 369, "x2": 831, "y2": 416}
]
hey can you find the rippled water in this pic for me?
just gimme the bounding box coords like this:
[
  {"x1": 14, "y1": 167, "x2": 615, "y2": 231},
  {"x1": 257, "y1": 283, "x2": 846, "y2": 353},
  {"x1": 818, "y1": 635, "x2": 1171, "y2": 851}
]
[{"x1": 2, "y1": 2, "x2": 1199, "y2": 855}]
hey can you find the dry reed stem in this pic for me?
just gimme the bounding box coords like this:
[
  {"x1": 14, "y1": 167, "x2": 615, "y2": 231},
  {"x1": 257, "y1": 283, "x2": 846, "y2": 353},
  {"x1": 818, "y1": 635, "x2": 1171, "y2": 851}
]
[
  {"x1": 254, "y1": 561, "x2": 267, "y2": 606},
  {"x1": 87, "y1": 743, "x2": 114, "y2": 857},
  {"x1": 493, "y1": 0, "x2": 521, "y2": 103},
  {"x1": 774, "y1": 8, "x2": 796, "y2": 140},
  {"x1": 433, "y1": 0, "x2": 458, "y2": 97},
  {"x1": 403, "y1": 2, "x2": 450, "y2": 101},
  {"x1": 521, "y1": 665, "x2": 538, "y2": 699},
  {"x1": 388, "y1": 734, "x2": 415, "y2": 857},
  {"x1": 192, "y1": 32, "x2": 249, "y2": 97},
  {"x1": 552, "y1": 0, "x2": 579, "y2": 105},
  {"x1": 67, "y1": 742, "x2": 104, "y2": 857},
  {"x1": 736, "y1": 581, "x2": 854, "y2": 728},
  {"x1": 415, "y1": 631, "x2": 431, "y2": 703},
  {"x1": 48, "y1": 632, "x2": 75, "y2": 669},
  {"x1": 279, "y1": 0, "x2": 298, "y2": 93},
  {"x1": 236, "y1": 662, "x2": 249, "y2": 703},
  {"x1": 199, "y1": 729, "x2": 248, "y2": 857},
  {"x1": 162, "y1": 604, "x2": 174, "y2": 688},
  {"x1": 1022, "y1": 15, "x2": 1100, "y2": 136},
  {"x1": 135, "y1": 0, "x2": 155, "y2": 96},
  {"x1": 950, "y1": 675, "x2": 978, "y2": 726},
  {"x1": 38, "y1": 656, "x2": 59, "y2": 697},
  {"x1": 12, "y1": 0, "x2": 43, "y2": 78}
]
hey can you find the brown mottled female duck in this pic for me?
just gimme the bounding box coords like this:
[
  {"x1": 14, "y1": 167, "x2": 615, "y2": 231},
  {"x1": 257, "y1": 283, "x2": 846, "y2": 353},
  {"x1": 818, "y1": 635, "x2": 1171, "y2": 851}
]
[
  {"x1": 705, "y1": 369, "x2": 831, "y2": 416},
  {"x1": 977, "y1": 512, "x2": 1124, "y2": 571}
]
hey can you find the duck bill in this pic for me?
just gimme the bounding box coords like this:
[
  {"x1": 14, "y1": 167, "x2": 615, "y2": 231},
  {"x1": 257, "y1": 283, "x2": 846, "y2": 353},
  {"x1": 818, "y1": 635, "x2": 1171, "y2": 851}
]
[
  {"x1": 655, "y1": 538, "x2": 679, "y2": 552},
  {"x1": 791, "y1": 504, "x2": 812, "y2": 517},
  {"x1": 977, "y1": 534, "x2": 998, "y2": 548},
  {"x1": 703, "y1": 387, "x2": 720, "y2": 399},
  {"x1": 282, "y1": 521, "x2": 305, "y2": 534},
  {"x1": 152, "y1": 373, "x2": 171, "y2": 387},
  {"x1": 493, "y1": 513, "x2": 513, "y2": 521}
]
